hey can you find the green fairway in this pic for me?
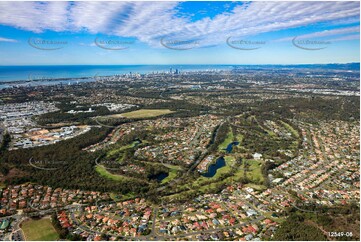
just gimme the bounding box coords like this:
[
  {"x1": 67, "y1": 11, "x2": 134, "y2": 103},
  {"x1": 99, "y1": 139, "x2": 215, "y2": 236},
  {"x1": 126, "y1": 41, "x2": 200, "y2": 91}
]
[
  {"x1": 175, "y1": 155, "x2": 264, "y2": 196},
  {"x1": 236, "y1": 133, "x2": 244, "y2": 143},
  {"x1": 107, "y1": 143, "x2": 135, "y2": 157},
  {"x1": 176, "y1": 155, "x2": 236, "y2": 193},
  {"x1": 280, "y1": 120, "x2": 299, "y2": 138},
  {"x1": 232, "y1": 159, "x2": 264, "y2": 183},
  {"x1": 247, "y1": 159, "x2": 264, "y2": 182},
  {"x1": 110, "y1": 192, "x2": 136, "y2": 201},
  {"x1": 218, "y1": 128, "x2": 234, "y2": 151},
  {"x1": 107, "y1": 140, "x2": 148, "y2": 156},
  {"x1": 121, "y1": 109, "x2": 175, "y2": 118},
  {"x1": 95, "y1": 165, "x2": 128, "y2": 181},
  {"x1": 21, "y1": 217, "x2": 59, "y2": 241},
  {"x1": 161, "y1": 163, "x2": 184, "y2": 171},
  {"x1": 95, "y1": 165, "x2": 146, "y2": 184},
  {"x1": 161, "y1": 169, "x2": 178, "y2": 184}
]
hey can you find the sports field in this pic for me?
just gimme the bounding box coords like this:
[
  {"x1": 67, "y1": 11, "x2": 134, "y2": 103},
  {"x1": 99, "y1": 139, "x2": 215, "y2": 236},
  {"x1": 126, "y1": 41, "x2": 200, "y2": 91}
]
[
  {"x1": 21, "y1": 217, "x2": 59, "y2": 241},
  {"x1": 121, "y1": 109, "x2": 175, "y2": 118},
  {"x1": 96, "y1": 109, "x2": 175, "y2": 124}
]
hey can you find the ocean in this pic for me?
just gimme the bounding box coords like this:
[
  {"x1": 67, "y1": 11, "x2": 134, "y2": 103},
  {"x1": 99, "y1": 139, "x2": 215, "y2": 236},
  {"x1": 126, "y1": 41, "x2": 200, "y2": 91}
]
[
  {"x1": 0, "y1": 65, "x2": 235, "y2": 89},
  {"x1": 0, "y1": 65, "x2": 234, "y2": 81},
  {"x1": 0, "y1": 63, "x2": 357, "y2": 89}
]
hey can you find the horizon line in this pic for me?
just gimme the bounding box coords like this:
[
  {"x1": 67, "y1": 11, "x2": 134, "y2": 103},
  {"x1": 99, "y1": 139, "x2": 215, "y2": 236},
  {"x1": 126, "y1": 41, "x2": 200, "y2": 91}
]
[{"x1": 0, "y1": 62, "x2": 359, "y2": 67}]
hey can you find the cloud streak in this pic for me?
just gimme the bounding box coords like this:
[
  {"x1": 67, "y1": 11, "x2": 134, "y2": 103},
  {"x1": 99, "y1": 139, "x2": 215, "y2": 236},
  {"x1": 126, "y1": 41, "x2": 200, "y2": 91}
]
[
  {"x1": 276, "y1": 26, "x2": 360, "y2": 42},
  {"x1": 0, "y1": 1, "x2": 359, "y2": 48},
  {"x1": 0, "y1": 36, "x2": 18, "y2": 42}
]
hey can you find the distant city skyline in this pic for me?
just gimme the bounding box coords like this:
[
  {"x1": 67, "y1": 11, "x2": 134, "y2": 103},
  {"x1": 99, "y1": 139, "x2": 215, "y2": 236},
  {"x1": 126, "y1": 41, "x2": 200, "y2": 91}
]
[{"x1": 0, "y1": 1, "x2": 359, "y2": 65}]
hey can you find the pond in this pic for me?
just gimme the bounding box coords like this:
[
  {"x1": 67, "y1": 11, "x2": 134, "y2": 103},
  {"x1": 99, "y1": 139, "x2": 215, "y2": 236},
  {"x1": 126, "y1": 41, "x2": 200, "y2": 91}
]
[
  {"x1": 201, "y1": 157, "x2": 226, "y2": 177},
  {"x1": 201, "y1": 140, "x2": 240, "y2": 178},
  {"x1": 225, "y1": 141, "x2": 240, "y2": 153},
  {"x1": 148, "y1": 172, "x2": 169, "y2": 182}
]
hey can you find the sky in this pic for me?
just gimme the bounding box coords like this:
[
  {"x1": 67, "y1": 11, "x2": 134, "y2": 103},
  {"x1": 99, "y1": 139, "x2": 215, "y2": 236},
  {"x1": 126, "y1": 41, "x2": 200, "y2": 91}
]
[{"x1": 0, "y1": 1, "x2": 359, "y2": 65}]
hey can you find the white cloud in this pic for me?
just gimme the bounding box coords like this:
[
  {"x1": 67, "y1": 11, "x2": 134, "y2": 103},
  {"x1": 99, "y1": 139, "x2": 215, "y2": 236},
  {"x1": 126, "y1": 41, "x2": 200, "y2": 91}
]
[
  {"x1": 0, "y1": 1, "x2": 69, "y2": 33},
  {"x1": 68, "y1": 1, "x2": 131, "y2": 33},
  {"x1": 329, "y1": 34, "x2": 360, "y2": 42},
  {"x1": 0, "y1": 1, "x2": 359, "y2": 48},
  {"x1": 276, "y1": 26, "x2": 360, "y2": 42},
  {"x1": 0, "y1": 37, "x2": 18, "y2": 42}
]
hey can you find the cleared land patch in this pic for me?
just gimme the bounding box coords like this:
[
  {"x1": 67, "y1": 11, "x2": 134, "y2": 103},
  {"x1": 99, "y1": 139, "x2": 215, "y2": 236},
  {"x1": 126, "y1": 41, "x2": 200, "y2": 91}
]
[
  {"x1": 121, "y1": 109, "x2": 175, "y2": 118},
  {"x1": 102, "y1": 109, "x2": 175, "y2": 119},
  {"x1": 21, "y1": 217, "x2": 59, "y2": 241}
]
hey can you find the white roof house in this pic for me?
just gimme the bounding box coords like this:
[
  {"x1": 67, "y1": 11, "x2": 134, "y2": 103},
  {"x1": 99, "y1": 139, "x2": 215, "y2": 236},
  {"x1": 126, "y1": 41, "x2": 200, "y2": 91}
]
[{"x1": 253, "y1": 153, "x2": 262, "y2": 160}]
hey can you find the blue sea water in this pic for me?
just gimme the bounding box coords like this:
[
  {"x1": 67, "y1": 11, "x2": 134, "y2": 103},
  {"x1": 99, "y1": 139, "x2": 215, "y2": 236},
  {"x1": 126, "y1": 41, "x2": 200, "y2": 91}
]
[
  {"x1": 0, "y1": 65, "x2": 234, "y2": 89},
  {"x1": 0, "y1": 65, "x2": 234, "y2": 82},
  {"x1": 2, "y1": 63, "x2": 354, "y2": 89}
]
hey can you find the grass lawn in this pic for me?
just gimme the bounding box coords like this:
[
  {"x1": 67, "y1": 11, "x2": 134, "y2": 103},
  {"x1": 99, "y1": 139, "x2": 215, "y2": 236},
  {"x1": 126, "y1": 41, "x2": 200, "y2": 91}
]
[
  {"x1": 280, "y1": 120, "x2": 299, "y2": 138},
  {"x1": 161, "y1": 169, "x2": 178, "y2": 184},
  {"x1": 107, "y1": 144, "x2": 133, "y2": 157},
  {"x1": 106, "y1": 141, "x2": 149, "y2": 161},
  {"x1": 236, "y1": 133, "x2": 244, "y2": 143},
  {"x1": 0, "y1": 182, "x2": 6, "y2": 189},
  {"x1": 95, "y1": 165, "x2": 147, "y2": 184},
  {"x1": 110, "y1": 192, "x2": 136, "y2": 201},
  {"x1": 231, "y1": 159, "x2": 264, "y2": 183},
  {"x1": 247, "y1": 159, "x2": 264, "y2": 182},
  {"x1": 163, "y1": 156, "x2": 266, "y2": 201},
  {"x1": 183, "y1": 155, "x2": 236, "y2": 192},
  {"x1": 161, "y1": 163, "x2": 184, "y2": 171},
  {"x1": 183, "y1": 156, "x2": 264, "y2": 192},
  {"x1": 120, "y1": 109, "x2": 175, "y2": 119},
  {"x1": 110, "y1": 192, "x2": 122, "y2": 201},
  {"x1": 97, "y1": 109, "x2": 174, "y2": 121},
  {"x1": 21, "y1": 217, "x2": 59, "y2": 241},
  {"x1": 218, "y1": 128, "x2": 234, "y2": 151},
  {"x1": 95, "y1": 165, "x2": 129, "y2": 181}
]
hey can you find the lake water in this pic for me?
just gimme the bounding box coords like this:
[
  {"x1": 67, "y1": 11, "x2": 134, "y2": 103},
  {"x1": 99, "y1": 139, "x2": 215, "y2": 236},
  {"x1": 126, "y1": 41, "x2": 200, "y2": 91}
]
[
  {"x1": 225, "y1": 141, "x2": 240, "y2": 153},
  {"x1": 201, "y1": 157, "x2": 226, "y2": 178},
  {"x1": 202, "y1": 141, "x2": 240, "y2": 177},
  {"x1": 149, "y1": 172, "x2": 169, "y2": 182}
]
